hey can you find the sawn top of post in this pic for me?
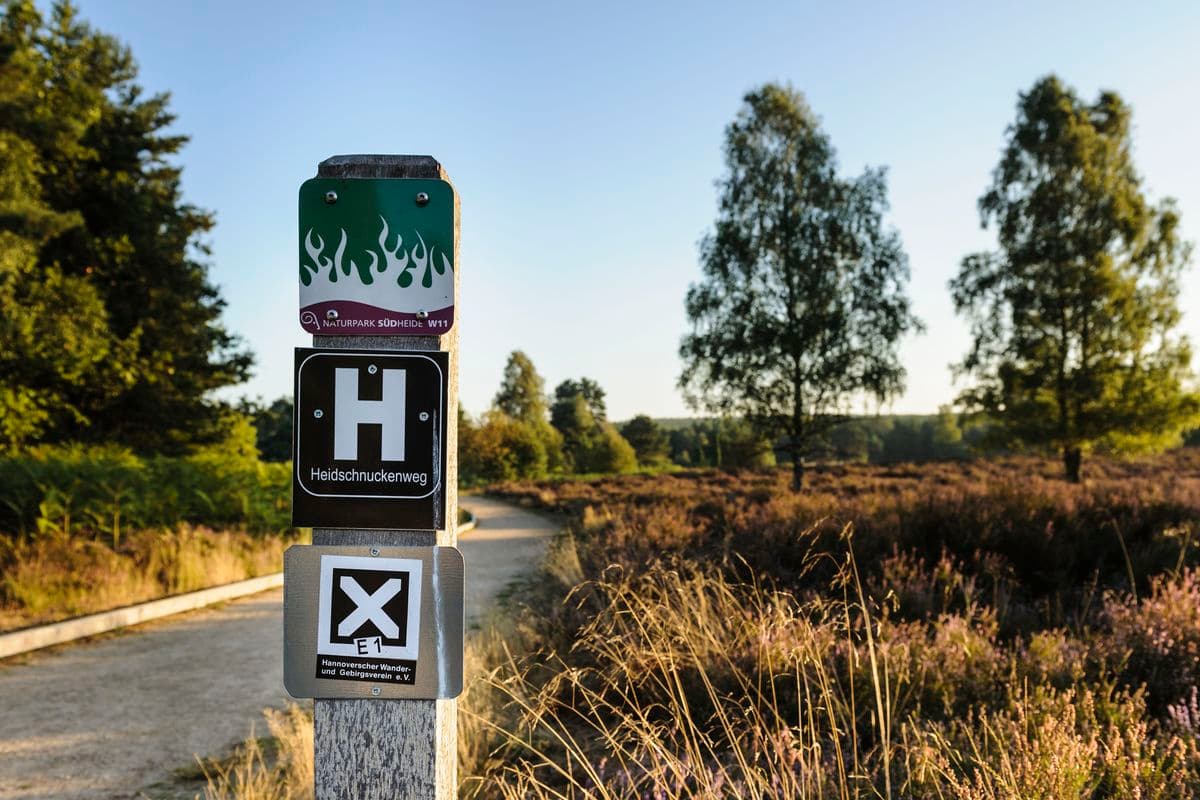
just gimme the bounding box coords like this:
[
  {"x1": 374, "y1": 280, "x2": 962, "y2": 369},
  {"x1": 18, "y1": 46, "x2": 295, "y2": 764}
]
[{"x1": 317, "y1": 155, "x2": 450, "y2": 182}]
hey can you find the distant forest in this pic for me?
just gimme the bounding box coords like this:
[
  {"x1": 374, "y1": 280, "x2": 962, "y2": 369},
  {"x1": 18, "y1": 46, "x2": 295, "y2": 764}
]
[{"x1": 248, "y1": 395, "x2": 1200, "y2": 472}]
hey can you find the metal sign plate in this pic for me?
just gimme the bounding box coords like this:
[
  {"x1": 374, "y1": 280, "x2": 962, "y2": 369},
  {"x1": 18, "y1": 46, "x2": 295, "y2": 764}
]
[
  {"x1": 284, "y1": 545, "x2": 464, "y2": 699},
  {"x1": 298, "y1": 178, "x2": 455, "y2": 335},
  {"x1": 292, "y1": 348, "x2": 449, "y2": 529}
]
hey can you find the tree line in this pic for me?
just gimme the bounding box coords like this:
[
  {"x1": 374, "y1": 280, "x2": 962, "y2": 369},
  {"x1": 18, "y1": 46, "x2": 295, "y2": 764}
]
[
  {"x1": 248, "y1": 391, "x2": 982, "y2": 474},
  {"x1": 458, "y1": 352, "x2": 978, "y2": 483},
  {"x1": 458, "y1": 76, "x2": 1199, "y2": 488}
]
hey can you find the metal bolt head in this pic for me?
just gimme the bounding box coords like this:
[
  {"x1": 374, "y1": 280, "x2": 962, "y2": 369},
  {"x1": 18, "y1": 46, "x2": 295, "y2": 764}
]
[
  {"x1": 313, "y1": 409, "x2": 323, "y2": 419},
  {"x1": 324, "y1": 190, "x2": 338, "y2": 204},
  {"x1": 419, "y1": 412, "x2": 430, "y2": 422},
  {"x1": 415, "y1": 192, "x2": 430, "y2": 207},
  {"x1": 367, "y1": 364, "x2": 378, "y2": 375},
  {"x1": 371, "y1": 687, "x2": 381, "y2": 696},
  {"x1": 325, "y1": 309, "x2": 339, "y2": 321},
  {"x1": 369, "y1": 547, "x2": 380, "y2": 557},
  {"x1": 415, "y1": 309, "x2": 429, "y2": 320}
]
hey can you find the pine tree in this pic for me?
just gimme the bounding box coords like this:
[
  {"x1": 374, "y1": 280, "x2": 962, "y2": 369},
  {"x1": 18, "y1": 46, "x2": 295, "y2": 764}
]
[{"x1": 0, "y1": 1, "x2": 251, "y2": 451}]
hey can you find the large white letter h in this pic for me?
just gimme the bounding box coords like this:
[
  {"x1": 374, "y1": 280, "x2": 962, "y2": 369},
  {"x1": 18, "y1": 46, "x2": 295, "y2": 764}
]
[{"x1": 334, "y1": 367, "x2": 406, "y2": 461}]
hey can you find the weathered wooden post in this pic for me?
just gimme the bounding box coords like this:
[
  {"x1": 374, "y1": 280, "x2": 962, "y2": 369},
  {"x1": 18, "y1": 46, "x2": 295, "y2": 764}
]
[{"x1": 284, "y1": 155, "x2": 463, "y2": 799}]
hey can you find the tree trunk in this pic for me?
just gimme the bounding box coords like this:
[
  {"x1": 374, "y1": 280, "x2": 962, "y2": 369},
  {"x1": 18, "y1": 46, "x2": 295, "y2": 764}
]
[
  {"x1": 791, "y1": 455, "x2": 805, "y2": 492},
  {"x1": 1063, "y1": 446, "x2": 1082, "y2": 483}
]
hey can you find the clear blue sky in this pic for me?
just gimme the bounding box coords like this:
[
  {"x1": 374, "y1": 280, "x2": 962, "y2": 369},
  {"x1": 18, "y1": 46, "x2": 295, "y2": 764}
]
[{"x1": 73, "y1": 0, "x2": 1200, "y2": 421}]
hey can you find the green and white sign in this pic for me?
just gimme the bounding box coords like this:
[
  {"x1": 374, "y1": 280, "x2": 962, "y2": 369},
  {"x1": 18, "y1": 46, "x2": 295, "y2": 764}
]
[{"x1": 298, "y1": 178, "x2": 455, "y2": 335}]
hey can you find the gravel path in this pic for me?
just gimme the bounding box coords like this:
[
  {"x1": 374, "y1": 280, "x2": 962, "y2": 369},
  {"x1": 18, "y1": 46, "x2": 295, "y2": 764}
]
[
  {"x1": 0, "y1": 497, "x2": 556, "y2": 800},
  {"x1": 457, "y1": 495, "x2": 558, "y2": 627}
]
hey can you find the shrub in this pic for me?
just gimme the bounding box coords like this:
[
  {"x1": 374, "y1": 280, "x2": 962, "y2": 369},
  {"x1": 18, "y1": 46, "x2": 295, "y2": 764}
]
[
  {"x1": 204, "y1": 453, "x2": 1200, "y2": 796},
  {"x1": 907, "y1": 687, "x2": 1200, "y2": 799},
  {"x1": 0, "y1": 442, "x2": 291, "y2": 540},
  {"x1": 1101, "y1": 568, "x2": 1200, "y2": 713},
  {"x1": 469, "y1": 454, "x2": 1200, "y2": 795},
  {"x1": 578, "y1": 424, "x2": 638, "y2": 474},
  {"x1": 460, "y1": 412, "x2": 553, "y2": 484},
  {"x1": 619, "y1": 415, "x2": 670, "y2": 466}
]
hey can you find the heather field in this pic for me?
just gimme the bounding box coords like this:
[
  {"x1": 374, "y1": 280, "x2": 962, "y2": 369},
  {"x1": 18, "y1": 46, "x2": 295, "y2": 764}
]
[{"x1": 456, "y1": 454, "x2": 1200, "y2": 798}]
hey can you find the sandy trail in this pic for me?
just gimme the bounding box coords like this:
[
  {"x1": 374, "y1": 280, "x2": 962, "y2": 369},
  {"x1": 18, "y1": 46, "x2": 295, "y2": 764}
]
[
  {"x1": 0, "y1": 591, "x2": 286, "y2": 800},
  {"x1": 457, "y1": 495, "x2": 558, "y2": 627},
  {"x1": 0, "y1": 497, "x2": 555, "y2": 800}
]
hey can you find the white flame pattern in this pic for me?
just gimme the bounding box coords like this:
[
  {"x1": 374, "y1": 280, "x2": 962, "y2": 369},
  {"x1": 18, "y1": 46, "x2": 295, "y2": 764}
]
[
  {"x1": 377, "y1": 216, "x2": 409, "y2": 274},
  {"x1": 300, "y1": 215, "x2": 454, "y2": 313}
]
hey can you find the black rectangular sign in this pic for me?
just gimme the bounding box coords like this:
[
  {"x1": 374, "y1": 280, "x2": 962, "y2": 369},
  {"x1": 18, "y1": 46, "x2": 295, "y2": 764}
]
[{"x1": 292, "y1": 348, "x2": 449, "y2": 529}]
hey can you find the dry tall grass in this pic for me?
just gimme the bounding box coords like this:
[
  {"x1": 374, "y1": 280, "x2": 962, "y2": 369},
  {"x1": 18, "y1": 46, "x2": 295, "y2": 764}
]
[
  {"x1": 463, "y1": 551, "x2": 887, "y2": 798},
  {"x1": 202, "y1": 703, "x2": 314, "y2": 800},
  {"x1": 0, "y1": 525, "x2": 295, "y2": 630},
  {"x1": 460, "y1": 558, "x2": 1200, "y2": 797}
]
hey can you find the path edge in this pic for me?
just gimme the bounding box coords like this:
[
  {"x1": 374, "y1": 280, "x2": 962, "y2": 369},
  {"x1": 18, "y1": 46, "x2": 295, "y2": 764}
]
[{"x1": 0, "y1": 573, "x2": 285, "y2": 660}]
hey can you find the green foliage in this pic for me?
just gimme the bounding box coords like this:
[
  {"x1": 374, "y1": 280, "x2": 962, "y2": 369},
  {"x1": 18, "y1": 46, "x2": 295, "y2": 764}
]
[
  {"x1": 952, "y1": 75, "x2": 1199, "y2": 481},
  {"x1": 552, "y1": 378, "x2": 607, "y2": 423},
  {"x1": 0, "y1": 1, "x2": 251, "y2": 452},
  {"x1": 459, "y1": 410, "x2": 555, "y2": 484},
  {"x1": 812, "y1": 418, "x2": 885, "y2": 463},
  {"x1": 549, "y1": 377, "x2": 636, "y2": 473},
  {"x1": 579, "y1": 423, "x2": 638, "y2": 474},
  {"x1": 0, "y1": 154, "x2": 137, "y2": 448},
  {"x1": 718, "y1": 418, "x2": 776, "y2": 470},
  {"x1": 241, "y1": 397, "x2": 294, "y2": 463},
  {"x1": 663, "y1": 413, "x2": 988, "y2": 467},
  {"x1": 665, "y1": 417, "x2": 776, "y2": 470},
  {"x1": 680, "y1": 83, "x2": 921, "y2": 490},
  {"x1": 467, "y1": 360, "x2": 637, "y2": 481},
  {"x1": 493, "y1": 351, "x2": 548, "y2": 425},
  {"x1": 620, "y1": 415, "x2": 670, "y2": 466},
  {"x1": 0, "y1": 440, "x2": 291, "y2": 540},
  {"x1": 550, "y1": 389, "x2": 596, "y2": 470},
  {"x1": 667, "y1": 419, "x2": 721, "y2": 467},
  {"x1": 878, "y1": 409, "x2": 972, "y2": 463}
]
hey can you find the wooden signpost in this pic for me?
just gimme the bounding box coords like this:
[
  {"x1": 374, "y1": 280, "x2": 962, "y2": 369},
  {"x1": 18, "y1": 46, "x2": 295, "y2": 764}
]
[{"x1": 285, "y1": 154, "x2": 463, "y2": 799}]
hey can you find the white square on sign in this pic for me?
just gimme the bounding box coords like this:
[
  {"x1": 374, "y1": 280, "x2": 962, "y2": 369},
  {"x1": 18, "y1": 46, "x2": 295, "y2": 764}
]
[{"x1": 316, "y1": 555, "x2": 423, "y2": 661}]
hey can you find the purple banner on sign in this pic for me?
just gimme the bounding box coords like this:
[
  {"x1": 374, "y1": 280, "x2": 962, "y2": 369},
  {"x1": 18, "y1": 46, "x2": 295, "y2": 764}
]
[{"x1": 299, "y1": 301, "x2": 454, "y2": 335}]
